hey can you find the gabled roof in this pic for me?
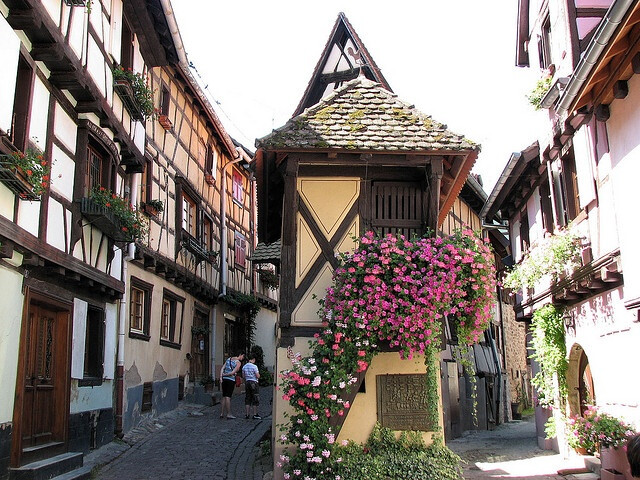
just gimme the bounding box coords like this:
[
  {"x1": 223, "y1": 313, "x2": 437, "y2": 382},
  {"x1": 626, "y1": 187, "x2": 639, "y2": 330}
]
[
  {"x1": 292, "y1": 12, "x2": 392, "y2": 117},
  {"x1": 481, "y1": 142, "x2": 541, "y2": 221},
  {"x1": 257, "y1": 76, "x2": 478, "y2": 153}
]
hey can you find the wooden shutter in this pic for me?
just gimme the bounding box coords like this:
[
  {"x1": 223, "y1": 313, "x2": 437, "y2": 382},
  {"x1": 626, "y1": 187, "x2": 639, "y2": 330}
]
[{"x1": 370, "y1": 182, "x2": 423, "y2": 238}]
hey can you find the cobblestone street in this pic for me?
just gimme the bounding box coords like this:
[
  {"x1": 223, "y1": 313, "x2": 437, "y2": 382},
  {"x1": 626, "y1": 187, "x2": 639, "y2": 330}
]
[
  {"x1": 87, "y1": 387, "x2": 273, "y2": 480},
  {"x1": 448, "y1": 417, "x2": 597, "y2": 480}
]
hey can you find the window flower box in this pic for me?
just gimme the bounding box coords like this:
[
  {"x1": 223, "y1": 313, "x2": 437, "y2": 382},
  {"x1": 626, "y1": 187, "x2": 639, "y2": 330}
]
[
  {"x1": 204, "y1": 173, "x2": 215, "y2": 186},
  {"x1": 181, "y1": 235, "x2": 210, "y2": 263},
  {"x1": 82, "y1": 187, "x2": 148, "y2": 242},
  {"x1": 113, "y1": 67, "x2": 154, "y2": 121},
  {"x1": 0, "y1": 150, "x2": 50, "y2": 201},
  {"x1": 158, "y1": 114, "x2": 173, "y2": 131},
  {"x1": 140, "y1": 199, "x2": 163, "y2": 217}
]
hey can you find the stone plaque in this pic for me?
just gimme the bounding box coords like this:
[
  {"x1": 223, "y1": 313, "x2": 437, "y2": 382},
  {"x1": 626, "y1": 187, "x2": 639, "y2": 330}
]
[{"x1": 376, "y1": 374, "x2": 435, "y2": 431}]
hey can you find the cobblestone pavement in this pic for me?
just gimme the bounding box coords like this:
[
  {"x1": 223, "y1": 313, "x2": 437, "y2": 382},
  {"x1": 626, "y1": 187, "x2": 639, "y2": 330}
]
[
  {"x1": 88, "y1": 387, "x2": 273, "y2": 480},
  {"x1": 447, "y1": 416, "x2": 597, "y2": 480}
]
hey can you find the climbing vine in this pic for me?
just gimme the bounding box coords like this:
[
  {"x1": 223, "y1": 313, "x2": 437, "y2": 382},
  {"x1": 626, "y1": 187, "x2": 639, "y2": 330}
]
[
  {"x1": 278, "y1": 230, "x2": 496, "y2": 480},
  {"x1": 530, "y1": 304, "x2": 567, "y2": 409}
]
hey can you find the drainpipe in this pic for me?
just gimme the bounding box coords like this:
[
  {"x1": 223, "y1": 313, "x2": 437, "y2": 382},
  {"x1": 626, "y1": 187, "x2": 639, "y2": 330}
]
[{"x1": 115, "y1": 172, "x2": 139, "y2": 437}]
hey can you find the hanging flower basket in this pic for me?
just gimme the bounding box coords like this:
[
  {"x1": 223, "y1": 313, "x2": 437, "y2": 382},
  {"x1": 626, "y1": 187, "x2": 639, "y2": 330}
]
[{"x1": 0, "y1": 150, "x2": 50, "y2": 201}]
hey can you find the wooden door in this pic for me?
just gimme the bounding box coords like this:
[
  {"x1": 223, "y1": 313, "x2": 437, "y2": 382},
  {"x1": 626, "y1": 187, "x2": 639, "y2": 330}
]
[
  {"x1": 190, "y1": 309, "x2": 209, "y2": 381},
  {"x1": 12, "y1": 293, "x2": 71, "y2": 466}
]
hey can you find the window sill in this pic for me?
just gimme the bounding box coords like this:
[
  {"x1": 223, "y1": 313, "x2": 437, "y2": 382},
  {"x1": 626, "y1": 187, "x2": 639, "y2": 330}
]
[
  {"x1": 78, "y1": 377, "x2": 103, "y2": 387},
  {"x1": 160, "y1": 339, "x2": 181, "y2": 350},
  {"x1": 129, "y1": 331, "x2": 151, "y2": 342}
]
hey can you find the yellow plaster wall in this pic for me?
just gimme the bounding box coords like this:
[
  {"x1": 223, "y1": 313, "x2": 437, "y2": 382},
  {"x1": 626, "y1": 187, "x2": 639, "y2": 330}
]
[
  {"x1": 291, "y1": 264, "x2": 333, "y2": 326},
  {"x1": 337, "y1": 352, "x2": 443, "y2": 445}
]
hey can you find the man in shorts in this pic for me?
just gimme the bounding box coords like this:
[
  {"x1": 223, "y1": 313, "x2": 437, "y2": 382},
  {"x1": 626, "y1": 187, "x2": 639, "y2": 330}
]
[{"x1": 242, "y1": 354, "x2": 261, "y2": 419}]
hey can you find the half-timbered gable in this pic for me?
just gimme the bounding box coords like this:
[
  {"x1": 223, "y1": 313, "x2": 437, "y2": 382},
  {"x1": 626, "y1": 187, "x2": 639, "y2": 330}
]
[{"x1": 257, "y1": 15, "x2": 480, "y2": 474}]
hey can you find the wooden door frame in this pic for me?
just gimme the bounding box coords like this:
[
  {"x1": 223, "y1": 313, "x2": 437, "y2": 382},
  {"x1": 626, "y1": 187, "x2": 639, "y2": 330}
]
[{"x1": 11, "y1": 287, "x2": 73, "y2": 467}]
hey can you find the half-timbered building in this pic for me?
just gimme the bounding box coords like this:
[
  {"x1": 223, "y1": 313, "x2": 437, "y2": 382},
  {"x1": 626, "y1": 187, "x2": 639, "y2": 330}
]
[
  {"x1": 0, "y1": 0, "x2": 150, "y2": 475},
  {"x1": 0, "y1": 0, "x2": 256, "y2": 477},
  {"x1": 115, "y1": 1, "x2": 255, "y2": 433},
  {"x1": 483, "y1": 0, "x2": 640, "y2": 458},
  {"x1": 254, "y1": 14, "x2": 482, "y2": 478}
]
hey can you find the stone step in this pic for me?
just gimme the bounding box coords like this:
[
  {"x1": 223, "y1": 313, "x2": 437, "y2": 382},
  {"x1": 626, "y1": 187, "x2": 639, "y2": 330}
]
[
  {"x1": 9, "y1": 452, "x2": 83, "y2": 480},
  {"x1": 49, "y1": 465, "x2": 92, "y2": 480}
]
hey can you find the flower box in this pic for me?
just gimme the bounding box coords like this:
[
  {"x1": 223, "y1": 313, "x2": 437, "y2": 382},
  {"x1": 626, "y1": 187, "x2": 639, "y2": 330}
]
[
  {"x1": 204, "y1": 173, "x2": 215, "y2": 186},
  {"x1": 81, "y1": 197, "x2": 133, "y2": 242},
  {"x1": 140, "y1": 200, "x2": 163, "y2": 218},
  {"x1": 181, "y1": 235, "x2": 210, "y2": 263},
  {"x1": 114, "y1": 79, "x2": 146, "y2": 122},
  {"x1": 0, "y1": 156, "x2": 40, "y2": 200},
  {"x1": 158, "y1": 114, "x2": 173, "y2": 131}
]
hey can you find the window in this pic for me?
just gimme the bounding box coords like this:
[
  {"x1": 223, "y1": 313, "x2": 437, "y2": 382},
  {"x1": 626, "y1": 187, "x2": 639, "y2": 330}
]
[
  {"x1": 121, "y1": 16, "x2": 134, "y2": 71},
  {"x1": 140, "y1": 157, "x2": 152, "y2": 205},
  {"x1": 370, "y1": 181, "x2": 423, "y2": 238},
  {"x1": 234, "y1": 231, "x2": 246, "y2": 268},
  {"x1": 202, "y1": 216, "x2": 212, "y2": 253},
  {"x1": 160, "y1": 289, "x2": 184, "y2": 349},
  {"x1": 205, "y1": 145, "x2": 217, "y2": 182},
  {"x1": 539, "y1": 178, "x2": 555, "y2": 235},
  {"x1": 182, "y1": 191, "x2": 197, "y2": 237},
  {"x1": 160, "y1": 86, "x2": 170, "y2": 116},
  {"x1": 232, "y1": 170, "x2": 244, "y2": 204},
  {"x1": 84, "y1": 306, "x2": 104, "y2": 380},
  {"x1": 11, "y1": 55, "x2": 34, "y2": 151},
  {"x1": 87, "y1": 143, "x2": 116, "y2": 194},
  {"x1": 129, "y1": 277, "x2": 152, "y2": 339},
  {"x1": 560, "y1": 149, "x2": 580, "y2": 223},
  {"x1": 519, "y1": 209, "x2": 530, "y2": 253},
  {"x1": 539, "y1": 16, "x2": 552, "y2": 69}
]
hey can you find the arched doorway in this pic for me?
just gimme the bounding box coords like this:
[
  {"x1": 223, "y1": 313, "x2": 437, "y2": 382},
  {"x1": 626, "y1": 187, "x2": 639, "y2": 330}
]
[{"x1": 567, "y1": 343, "x2": 596, "y2": 417}]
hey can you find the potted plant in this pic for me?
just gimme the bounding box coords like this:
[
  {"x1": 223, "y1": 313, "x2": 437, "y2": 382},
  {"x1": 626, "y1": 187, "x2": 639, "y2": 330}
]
[
  {"x1": 141, "y1": 199, "x2": 164, "y2": 217},
  {"x1": 82, "y1": 186, "x2": 148, "y2": 242},
  {"x1": 112, "y1": 66, "x2": 155, "y2": 121},
  {"x1": 566, "y1": 407, "x2": 633, "y2": 456},
  {"x1": 0, "y1": 149, "x2": 51, "y2": 200},
  {"x1": 191, "y1": 325, "x2": 210, "y2": 338}
]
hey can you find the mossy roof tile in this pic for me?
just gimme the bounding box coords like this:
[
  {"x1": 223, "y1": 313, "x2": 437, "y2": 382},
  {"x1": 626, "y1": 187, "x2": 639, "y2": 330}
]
[{"x1": 257, "y1": 77, "x2": 478, "y2": 152}]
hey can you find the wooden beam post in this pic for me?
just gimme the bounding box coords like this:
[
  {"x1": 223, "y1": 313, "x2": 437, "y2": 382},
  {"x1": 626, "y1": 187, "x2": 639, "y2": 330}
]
[{"x1": 427, "y1": 157, "x2": 443, "y2": 234}]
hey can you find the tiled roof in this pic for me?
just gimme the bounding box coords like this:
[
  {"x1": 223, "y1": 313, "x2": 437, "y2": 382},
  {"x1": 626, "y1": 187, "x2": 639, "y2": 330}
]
[
  {"x1": 251, "y1": 240, "x2": 281, "y2": 263},
  {"x1": 257, "y1": 76, "x2": 479, "y2": 153}
]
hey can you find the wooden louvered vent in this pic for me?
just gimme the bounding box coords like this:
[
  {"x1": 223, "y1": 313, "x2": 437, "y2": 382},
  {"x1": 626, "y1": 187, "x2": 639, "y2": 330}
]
[{"x1": 370, "y1": 182, "x2": 424, "y2": 238}]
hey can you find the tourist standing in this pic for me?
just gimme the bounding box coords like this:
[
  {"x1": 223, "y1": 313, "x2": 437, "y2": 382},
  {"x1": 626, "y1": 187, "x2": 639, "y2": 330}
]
[
  {"x1": 220, "y1": 352, "x2": 244, "y2": 419},
  {"x1": 242, "y1": 354, "x2": 261, "y2": 419}
]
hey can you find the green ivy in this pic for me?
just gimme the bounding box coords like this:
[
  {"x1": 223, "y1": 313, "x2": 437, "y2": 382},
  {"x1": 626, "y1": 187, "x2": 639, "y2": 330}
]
[{"x1": 530, "y1": 304, "x2": 567, "y2": 409}]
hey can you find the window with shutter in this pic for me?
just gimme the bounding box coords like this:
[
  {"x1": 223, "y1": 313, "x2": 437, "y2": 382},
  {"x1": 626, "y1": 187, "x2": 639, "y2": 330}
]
[{"x1": 234, "y1": 231, "x2": 246, "y2": 268}]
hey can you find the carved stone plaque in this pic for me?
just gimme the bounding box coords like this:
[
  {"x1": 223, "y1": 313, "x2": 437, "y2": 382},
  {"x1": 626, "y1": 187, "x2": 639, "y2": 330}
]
[{"x1": 376, "y1": 374, "x2": 435, "y2": 431}]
